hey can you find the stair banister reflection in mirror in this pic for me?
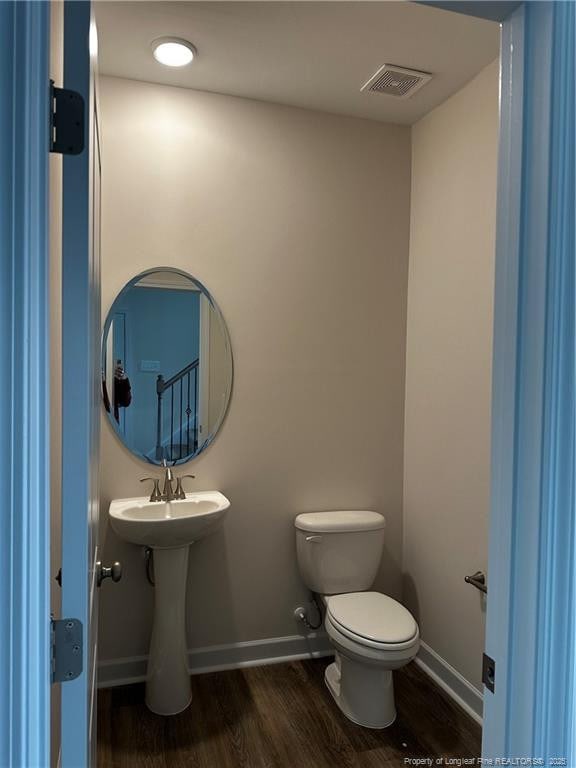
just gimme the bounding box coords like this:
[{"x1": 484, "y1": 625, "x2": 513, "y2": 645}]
[{"x1": 155, "y1": 358, "x2": 199, "y2": 462}]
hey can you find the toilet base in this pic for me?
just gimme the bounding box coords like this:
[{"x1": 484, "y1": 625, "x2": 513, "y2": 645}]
[{"x1": 324, "y1": 655, "x2": 396, "y2": 729}]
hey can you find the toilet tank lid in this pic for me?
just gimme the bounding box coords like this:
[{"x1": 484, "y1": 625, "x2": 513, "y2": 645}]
[{"x1": 295, "y1": 510, "x2": 385, "y2": 533}]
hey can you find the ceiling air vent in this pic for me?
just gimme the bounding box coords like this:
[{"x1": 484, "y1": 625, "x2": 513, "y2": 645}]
[{"x1": 361, "y1": 64, "x2": 432, "y2": 100}]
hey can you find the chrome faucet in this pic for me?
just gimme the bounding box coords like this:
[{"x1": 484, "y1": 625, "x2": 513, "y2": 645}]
[
  {"x1": 161, "y1": 459, "x2": 176, "y2": 501},
  {"x1": 141, "y1": 461, "x2": 196, "y2": 502}
]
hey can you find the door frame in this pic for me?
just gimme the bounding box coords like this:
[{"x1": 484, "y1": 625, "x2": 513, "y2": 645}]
[
  {"x1": 0, "y1": 2, "x2": 51, "y2": 766},
  {"x1": 483, "y1": 2, "x2": 575, "y2": 759},
  {"x1": 198, "y1": 293, "x2": 211, "y2": 446}
]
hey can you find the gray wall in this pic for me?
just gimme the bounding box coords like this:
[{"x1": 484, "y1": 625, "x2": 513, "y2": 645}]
[
  {"x1": 403, "y1": 60, "x2": 499, "y2": 690},
  {"x1": 98, "y1": 77, "x2": 412, "y2": 663}
]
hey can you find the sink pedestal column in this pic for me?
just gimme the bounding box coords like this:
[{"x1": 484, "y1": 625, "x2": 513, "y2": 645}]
[{"x1": 145, "y1": 545, "x2": 192, "y2": 715}]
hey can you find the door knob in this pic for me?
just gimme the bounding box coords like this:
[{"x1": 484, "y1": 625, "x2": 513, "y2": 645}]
[{"x1": 96, "y1": 561, "x2": 122, "y2": 588}]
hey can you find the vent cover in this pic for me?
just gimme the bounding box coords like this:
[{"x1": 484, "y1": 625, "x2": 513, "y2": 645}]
[{"x1": 361, "y1": 64, "x2": 432, "y2": 99}]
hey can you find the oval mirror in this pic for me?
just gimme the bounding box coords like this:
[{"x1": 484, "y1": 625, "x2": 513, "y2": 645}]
[{"x1": 102, "y1": 268, "x2": 233, "y2": 465}]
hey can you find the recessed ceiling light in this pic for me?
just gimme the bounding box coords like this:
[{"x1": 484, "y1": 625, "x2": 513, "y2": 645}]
[{"x1": 152, "y1": 37, "x2": 196, "y2": 68}]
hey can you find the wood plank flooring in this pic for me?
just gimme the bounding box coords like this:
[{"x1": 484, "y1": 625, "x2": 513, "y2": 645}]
[{"x1": 97, "y1": 659, "x2": 481, "y2": 768}]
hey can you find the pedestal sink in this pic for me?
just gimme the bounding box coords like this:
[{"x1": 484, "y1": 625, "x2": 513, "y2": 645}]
[{"x1": 109, "y1": 492, "x2": 230, "y2": 715}]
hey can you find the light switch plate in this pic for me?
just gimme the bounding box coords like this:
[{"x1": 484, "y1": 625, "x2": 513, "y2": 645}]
[{"x1": 140, "y1": 360, "x2": 160, "y2": 372}]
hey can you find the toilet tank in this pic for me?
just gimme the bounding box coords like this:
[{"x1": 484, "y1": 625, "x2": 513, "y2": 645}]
[{"x1": 295, "y1": 511, "x2": 385, "y2": 595}]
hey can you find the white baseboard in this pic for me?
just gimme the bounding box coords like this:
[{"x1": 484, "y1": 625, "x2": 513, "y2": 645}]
[
  {"x1": 415, "y1": 641, "x2": 483, "y2": 725},
  {"x1": 98, "y1": 632, "x2": 334, "y2": 688},
  {"x1": 98, "y1": 633, "x2": 483, "y2": 727}
]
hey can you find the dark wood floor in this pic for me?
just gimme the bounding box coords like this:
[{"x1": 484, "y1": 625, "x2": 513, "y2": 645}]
[{"x1": 97, "y1": 659, "x2": 481, "y2": 768}]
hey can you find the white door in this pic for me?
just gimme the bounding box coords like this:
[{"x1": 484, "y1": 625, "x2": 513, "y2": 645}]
[{"x1": 60, "y1": 2, "x2": 105, "y2": 765}]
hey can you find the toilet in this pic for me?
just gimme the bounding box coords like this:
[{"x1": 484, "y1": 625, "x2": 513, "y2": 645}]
[{"x1": 295, "y1": 510, "x2": 419, "y2": 729}]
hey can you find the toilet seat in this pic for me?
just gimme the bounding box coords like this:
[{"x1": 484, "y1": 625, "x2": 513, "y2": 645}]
[{"x1": 326, "y1": 592, "x2": 418, "y2": 651}]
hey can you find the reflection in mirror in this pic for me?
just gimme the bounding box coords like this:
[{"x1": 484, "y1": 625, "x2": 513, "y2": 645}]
[{"x1": 102, "y1": 269, "x2": 233, "y2": 465}]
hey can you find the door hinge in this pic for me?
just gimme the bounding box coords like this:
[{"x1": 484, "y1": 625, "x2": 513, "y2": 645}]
[
  {"x1": 482, "y1": 652, "x2": 495, "y2": 693},
  {"x1": 49, "y1": 80, "x2": 84, "y2": 155},
  {"x1": 51, "y1": 617, "x2": 83, "y2": 684}
]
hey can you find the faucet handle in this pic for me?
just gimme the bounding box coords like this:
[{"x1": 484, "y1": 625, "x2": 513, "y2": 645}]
[
  {"x1": 140, "y1": 477, "x2": 161, "y2": 502},
  {"x1": 175, "y1": 475, "x2": 195, "y2": 500}
]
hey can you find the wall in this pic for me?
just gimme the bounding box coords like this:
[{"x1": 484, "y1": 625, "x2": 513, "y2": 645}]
[
  {"x1": 98, "y1": 76, "x2": 411, "y2": 667},
  {"x1": 49, "y1": 2, "x2": 63, "y2": 764},
  {"x1": 403, "y1": 60, "x2": 499, "y2": 691}
]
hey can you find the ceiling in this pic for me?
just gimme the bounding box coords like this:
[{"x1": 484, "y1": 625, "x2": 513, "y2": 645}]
[{"x1": 95, "y1": 1, "x2": 499, "y2": 125}]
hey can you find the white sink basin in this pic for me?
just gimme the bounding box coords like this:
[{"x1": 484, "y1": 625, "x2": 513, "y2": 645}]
[
  {"x1": 108, "y1": 489, "x2": 230, "y2": 716},
  {"x1": 109, "y1": 491, "x2": 230, "y2": 549}
]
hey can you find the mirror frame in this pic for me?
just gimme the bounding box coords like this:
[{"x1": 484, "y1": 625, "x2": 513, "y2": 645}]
[{"x1": 101, "y1": 266, "x2": 233, "y2": 465}]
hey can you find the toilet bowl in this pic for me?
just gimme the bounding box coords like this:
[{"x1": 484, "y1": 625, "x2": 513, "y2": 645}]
[
  {"x1": 323, "y1": 591, "x2": 419, "y2": 728},
  {"x1": 295, "y1": 511, "x2": 419, "y2": 729}
]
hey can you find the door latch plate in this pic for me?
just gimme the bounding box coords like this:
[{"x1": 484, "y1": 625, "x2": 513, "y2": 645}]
[
  {"x1": 482, "y1": 652, "x2": 495, "y2": 693},
  {"x1": 51, "y1": 618, "x2": 83, "y2": 684}
]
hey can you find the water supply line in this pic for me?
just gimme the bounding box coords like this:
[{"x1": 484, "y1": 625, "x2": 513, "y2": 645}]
[
  {"x1": 295, "y1": 595, "x2": 323, "y2": 631},
  {"x1": 144, "y1": 547, "x2": 155, "y2": 586}
]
